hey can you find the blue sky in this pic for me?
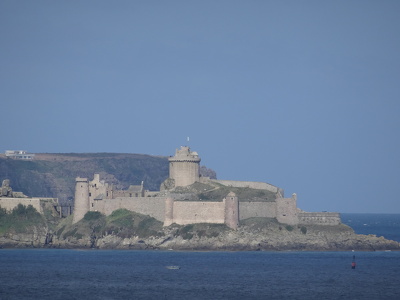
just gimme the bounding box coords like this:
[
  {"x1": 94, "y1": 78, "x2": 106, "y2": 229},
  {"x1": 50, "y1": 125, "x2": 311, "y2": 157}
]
[{"x1": 1, "y1": 1, "x2": 399, "y2": 213}]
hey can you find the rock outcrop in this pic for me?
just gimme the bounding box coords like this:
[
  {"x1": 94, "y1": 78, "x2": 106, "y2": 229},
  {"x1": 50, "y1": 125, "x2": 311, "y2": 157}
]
[
  {"x1": 0, "y1": 225, "x2": 50, "y2": 248},
  {"x1": 2, "y1": 216, "x2": 398, "y2": 252},
  {"x1": 89, "y1": 222, "x2": 400, "y2": 251}
]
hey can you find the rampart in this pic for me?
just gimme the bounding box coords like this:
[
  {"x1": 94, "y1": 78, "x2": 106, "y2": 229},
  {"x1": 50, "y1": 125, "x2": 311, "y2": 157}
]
[
  {"x1": 239, "y1": 202, "x2": 277, "y2": 219},
  {"x1": 298, "y1": 212, "x2": 341, "y2": 226},
  {"x1": 163, "y1": 192, "x2": 239, "y2": 229},
  {"x1": 0, "y1": 197, "x2": 58, "y2": 214},
  {"x1": 212, "y1": 179, "x2": 283, "y2": 196},
  {"x1": 93, "y1": 197, "x2": 166, "y2": 221},
  {"x1": 171, "y1": 200, "x2": 225, "y2": 225}
]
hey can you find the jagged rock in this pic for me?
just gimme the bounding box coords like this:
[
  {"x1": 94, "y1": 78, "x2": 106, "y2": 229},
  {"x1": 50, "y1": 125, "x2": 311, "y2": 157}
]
[{"x1": 1, "y1": 215, "x2": 399, "y2": 251}]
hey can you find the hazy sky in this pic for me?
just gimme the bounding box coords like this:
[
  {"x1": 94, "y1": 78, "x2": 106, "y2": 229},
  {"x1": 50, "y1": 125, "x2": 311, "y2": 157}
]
[{"x1": 1, "y1": 1, "x2": 399, "y2": 213}]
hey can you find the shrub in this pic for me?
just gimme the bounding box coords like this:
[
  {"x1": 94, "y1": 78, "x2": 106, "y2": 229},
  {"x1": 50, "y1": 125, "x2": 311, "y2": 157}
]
[
  {"x1": 0, "y1": 204, "x2": 44, "y2": 234},
  {"x1": 136, "y1": 218, "x2": 162, "y2": 238},
  {"x1": 285, "y1": 225, "x2": 294, "y2": 231},
  {"x1": 93, "y1": 225, "x2": 103, "y2": 233},
  {"x1": 0, "y1": 206, "x2": 7, "y2": 217},
  {"x1": 12, "y1": 204, "x2": 41, "y2": 221},
  {"x1": 83, "y1": 211, "x2": 103, "y2": 221},
  {"x1": 300, "y1": 226, "x2": 307, "y2": 234},
  {"x1": 180, "y1": 224, "x2": 194, "y2": 240}
]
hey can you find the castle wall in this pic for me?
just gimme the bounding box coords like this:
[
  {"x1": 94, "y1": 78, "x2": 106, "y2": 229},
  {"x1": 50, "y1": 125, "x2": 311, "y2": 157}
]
[
  {"x1": 93, "y1": 197, "x2": 166, "y2": 221},
  {"x1": 0, "y1": 197, "x2": 57, "y2": 214},
  {"x1": 212, "y1": 179, "x2": 283, "y2": 196},
  {"x1": 113, "y1": 190, "x2": 143, "y2": 198},
  {"x1": 276, "y1": 194, "x2": 298, "y2": 225},
  {"x1": 171, "y1": 200, "x2": 225, "y2": 225},
  {"x1": 239, "y1": 202, "x2": 277, "y2": 220},
  {"x1": 298, "y1": 212, "x2": 341, "y2": 226}
]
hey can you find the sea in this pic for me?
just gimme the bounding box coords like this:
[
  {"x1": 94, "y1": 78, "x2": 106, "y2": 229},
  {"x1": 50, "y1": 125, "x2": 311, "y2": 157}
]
[{"x1": 1, "y1": 213, "x2": 399, "y2": 300}]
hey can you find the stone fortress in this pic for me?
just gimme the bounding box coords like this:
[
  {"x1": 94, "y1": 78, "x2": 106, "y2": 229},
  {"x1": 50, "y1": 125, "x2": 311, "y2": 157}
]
[{"x1": 73, "y1": 146, "x2": 341, "y2": 228}]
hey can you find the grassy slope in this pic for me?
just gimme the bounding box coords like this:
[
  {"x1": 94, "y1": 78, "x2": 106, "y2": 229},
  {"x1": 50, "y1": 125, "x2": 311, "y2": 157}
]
[
  {"x1": 172, "y1": 181, "x2": 277, "y2": 202},
  {"x1": 56, "y1": 209, "x2": 165, "y2": 242}
]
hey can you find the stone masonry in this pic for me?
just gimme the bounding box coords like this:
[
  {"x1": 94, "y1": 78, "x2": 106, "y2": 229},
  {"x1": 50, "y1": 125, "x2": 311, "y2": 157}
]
[{"x1": 72, "y1": 146, "x2": 341, "y2": 227}]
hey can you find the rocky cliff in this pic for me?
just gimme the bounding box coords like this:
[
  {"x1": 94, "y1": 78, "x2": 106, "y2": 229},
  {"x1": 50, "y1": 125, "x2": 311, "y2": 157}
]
[{"x1": 1, "y1": 209, "x2": 399, "y2": 251}]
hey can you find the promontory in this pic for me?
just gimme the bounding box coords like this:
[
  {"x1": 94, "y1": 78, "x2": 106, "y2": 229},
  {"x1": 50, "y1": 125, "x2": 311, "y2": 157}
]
[{"x1": 0, "y1": 147, "x2": 399, "y2": 251}]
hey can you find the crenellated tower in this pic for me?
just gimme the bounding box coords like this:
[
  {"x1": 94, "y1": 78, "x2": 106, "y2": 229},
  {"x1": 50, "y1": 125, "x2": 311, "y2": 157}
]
[{"x1": 168, "y1": 146, "x2": 201, "y2": 187}]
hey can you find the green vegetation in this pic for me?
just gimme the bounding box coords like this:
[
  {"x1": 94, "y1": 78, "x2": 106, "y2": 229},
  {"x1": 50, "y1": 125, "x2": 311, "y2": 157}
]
[
  {"x1": 55, "y1": 211, "x2": 231, "y2": 243},
  {"x1": 300, "y1": 226, "x2": 307, "y2": 234},
  {"x1": 55, "y1": 209, "x2": 164, "y2": 241},
  {"x1": 285, "y1": 225, "x2": 294, "y2": 231},
  {"x1": 179, "y1": 224, "x2": 194, "y2": 240},
  {"x1": 173, "y1": 223, "x2": 229, "y2": 240},
  {"x1": 83, "y1": 211, "x2": 103, "y2": 221},
  {"x1": 241, "y1": 217, "x2": 280, "y2": 229},
  {"x1": 63, "y1": 228, "x2": 78, "y2": 239},
  {"x1": 173, "y1": 182, "x2": 277, "y2": 202},
  {"x1": 108, "y1": 209, "x2": 133, "y2": 227},
  {"x1": 0, "y1": 204, "x2": 46, "y2": 234}
]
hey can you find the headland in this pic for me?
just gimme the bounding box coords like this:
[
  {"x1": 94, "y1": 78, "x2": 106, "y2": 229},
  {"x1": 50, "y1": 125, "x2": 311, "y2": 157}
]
[{"x1": 0, "y1": 147, "x2": 399, "y2": 251}]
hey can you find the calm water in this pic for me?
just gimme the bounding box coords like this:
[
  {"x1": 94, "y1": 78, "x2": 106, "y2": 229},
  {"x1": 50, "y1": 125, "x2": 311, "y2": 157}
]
[{"x1": 1, "y1": 214, "x2": 399, "y2": 300}]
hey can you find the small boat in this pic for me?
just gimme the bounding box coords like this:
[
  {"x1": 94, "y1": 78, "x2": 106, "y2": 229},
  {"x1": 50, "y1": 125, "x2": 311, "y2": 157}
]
[{"x1": 166, "y1": 265, "x2": 181, "y2": 270}]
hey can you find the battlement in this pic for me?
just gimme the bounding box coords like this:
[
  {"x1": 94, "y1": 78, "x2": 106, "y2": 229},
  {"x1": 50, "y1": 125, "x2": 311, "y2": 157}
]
[
  {"x1": 168, "y1": 146, "x2": 201, "y2": 162},
  {"x1": 76, "y1": 177, "x2": 88, "y2": 182},
  {"x1": 168, "y1": 146, "x2": 201, "y2": 187},
  {"x1": 298, "y1": 212, "x2": 341, "y2": 226},
  {"x1": 168, "y1": 158, "x2": 201, "y2": 163}
]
